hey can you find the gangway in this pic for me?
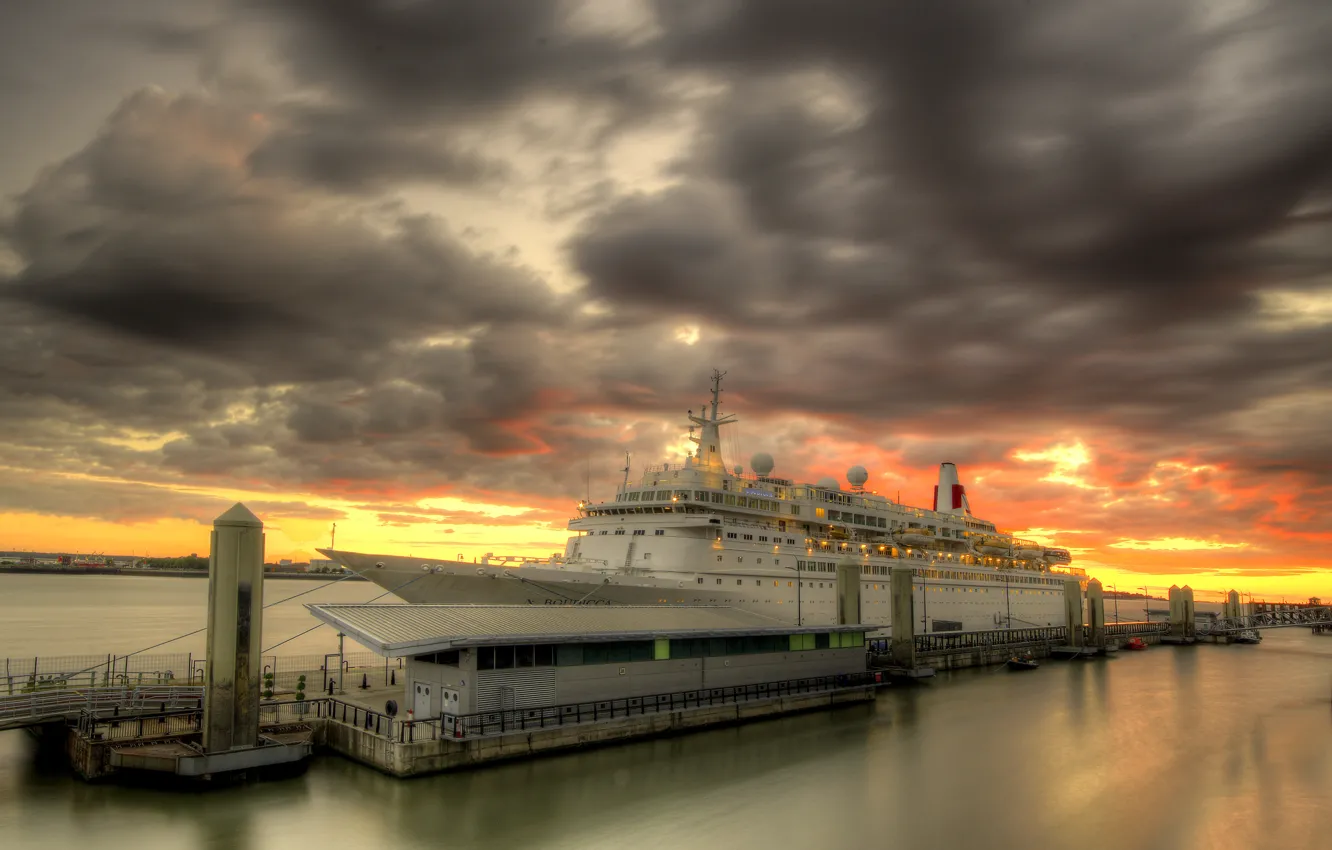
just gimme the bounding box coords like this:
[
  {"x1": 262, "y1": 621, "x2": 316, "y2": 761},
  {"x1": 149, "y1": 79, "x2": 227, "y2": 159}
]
[
  {"x1": 1203, "y1": 606, "x2": 1332, "y2": 635},
  {"x1": 0, "y1": 685, "x2": 203, "y2": 732}
]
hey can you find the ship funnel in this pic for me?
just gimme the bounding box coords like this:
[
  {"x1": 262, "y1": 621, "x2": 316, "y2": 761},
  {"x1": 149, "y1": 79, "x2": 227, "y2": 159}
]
[{"x1": 933, "y1": 462, "x2": 971, "y2": 516}]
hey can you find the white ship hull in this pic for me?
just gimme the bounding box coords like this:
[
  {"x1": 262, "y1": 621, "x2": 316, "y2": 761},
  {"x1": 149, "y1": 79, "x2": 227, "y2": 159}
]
[{"x1": 324, "y1": 549, "x2": 1071, "y2": 633}]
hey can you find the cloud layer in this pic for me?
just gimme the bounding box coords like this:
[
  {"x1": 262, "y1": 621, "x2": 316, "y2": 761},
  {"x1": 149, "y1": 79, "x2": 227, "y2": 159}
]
[{"x1": 2, "y1": 0, "x2": 1331, "y2": 589}]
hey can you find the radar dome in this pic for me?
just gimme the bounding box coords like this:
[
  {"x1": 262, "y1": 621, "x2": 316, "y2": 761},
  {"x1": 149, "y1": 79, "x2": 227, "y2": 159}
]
[
  {"x1": 816, "y1": 476, "x2": 839, "y2": 490},
  {"x1": 750, "y1": 452, "x2": 775, "y2": 476},
  {"x1": 734, "y1": 465, "x2": 744, "y2": 476},
  {"x1": 847, "y1": 465, "x2": 869, "y2": 487}
]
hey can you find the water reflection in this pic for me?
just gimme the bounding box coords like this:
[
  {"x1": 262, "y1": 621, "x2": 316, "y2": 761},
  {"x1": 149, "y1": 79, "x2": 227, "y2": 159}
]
[{"x1": 3, "y1": 630, "x2": 1332, "y2": 850}]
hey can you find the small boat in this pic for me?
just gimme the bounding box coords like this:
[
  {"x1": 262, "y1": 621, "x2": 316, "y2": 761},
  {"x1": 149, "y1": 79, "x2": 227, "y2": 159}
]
[
  {"x1": 1006, "y1": 654, "x2": 1040, "y2": 671},
  {"x1": 1124, "y1": 637, "x2": 1148, "y2": 651},
  {"x1": 1234, "y1": 630, "x2": 1262, "y2": 645}
]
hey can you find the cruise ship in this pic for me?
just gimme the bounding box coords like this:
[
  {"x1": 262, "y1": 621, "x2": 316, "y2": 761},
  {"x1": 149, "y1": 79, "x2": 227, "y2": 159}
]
[{"x1": 320, "y1": 371, "x2": 1083, "y2": 633}]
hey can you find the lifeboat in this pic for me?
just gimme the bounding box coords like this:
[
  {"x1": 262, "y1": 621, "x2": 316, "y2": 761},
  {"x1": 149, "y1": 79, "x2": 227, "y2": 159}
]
[
  {"x1": 893, "y1": 528, "x2": 935, "y2": 548},
  {"x1": 1044, "y1": 548, "x2": 1073, "y2": 564},
  {"x1": 972, "y1": 535, "x2": 1013, "y2": 557},
  {"x1": 1124, "y1": 637, "x2": 1148, "y2": 651},
  {"x1": 1015, "y1": 547, "x2": 1045, "y2": 560}
]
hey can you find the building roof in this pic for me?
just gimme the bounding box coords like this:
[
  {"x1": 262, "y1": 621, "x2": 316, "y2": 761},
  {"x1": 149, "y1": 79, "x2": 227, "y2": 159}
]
[{"x1": 304, "y1": 603, "x2": 871, "y2": 658}]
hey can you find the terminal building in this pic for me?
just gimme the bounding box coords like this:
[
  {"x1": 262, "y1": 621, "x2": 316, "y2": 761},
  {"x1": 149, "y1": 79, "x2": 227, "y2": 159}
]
[{"x1": 305, "y1": 604, "x2": 872, "y2": 721}]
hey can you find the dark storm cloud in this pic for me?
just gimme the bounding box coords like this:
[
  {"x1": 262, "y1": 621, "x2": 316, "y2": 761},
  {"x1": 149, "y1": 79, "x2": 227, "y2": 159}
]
[
  {"x1": 259, "y1": 0, "x2": 663, "y2": 122},
  {"x1": 638, "y1": 0, "x2": 1332, "y2": 316},
  {"x1": 248, "y1": 105, "x2": 512, "y2": 193},
  {"x1": 3, "y1": 88, "x2": 566, "y2": 383}
]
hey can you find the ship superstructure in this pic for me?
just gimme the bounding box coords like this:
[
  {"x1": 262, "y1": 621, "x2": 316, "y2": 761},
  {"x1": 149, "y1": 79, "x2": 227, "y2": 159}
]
[{"x1": 321, "y1": 371, "x2": 1082, "y2": 632}]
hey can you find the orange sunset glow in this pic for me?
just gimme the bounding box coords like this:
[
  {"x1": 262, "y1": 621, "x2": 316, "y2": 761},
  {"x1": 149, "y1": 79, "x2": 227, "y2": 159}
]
[{"x1": 2, "y1": 1, "x2": 1330, "y2": 605}]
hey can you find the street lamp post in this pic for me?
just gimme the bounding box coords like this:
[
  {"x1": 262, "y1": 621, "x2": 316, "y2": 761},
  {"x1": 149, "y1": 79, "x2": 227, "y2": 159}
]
[
  {"x1": 1143, "y1": 585, "x2": 1150, "y2": 622},
  {"x1": 1111, "y1": 584, "x2": 1119, "y2": 623}
]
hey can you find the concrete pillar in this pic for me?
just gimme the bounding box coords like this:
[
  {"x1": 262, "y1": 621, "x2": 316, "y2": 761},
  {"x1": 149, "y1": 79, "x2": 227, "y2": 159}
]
[
  {"x1": 1167, "y1": 586, "x2": 1185, "y2": 637},
  {"x1": 1225, "y1": 590, "x2": 1241, "y2": 621},
  {"x1": 890, "y1": 567, "x2": 915, "y2": 668},
  {"x1": 1086, "y1": 579, "x2": 1105, "y2": 648},
  {"x1": 1063, "y1": 580, "x2": 1084, "y2": 647},
  {"x1": 203, "y1": 503, "x2": 265, "y2": 754},
  {"x1": 836, "y1": 556, "x2": 861, "y2": 626},
  {"x1": 1182, "y1": 586, "x2": 1196, "y2": 639}
]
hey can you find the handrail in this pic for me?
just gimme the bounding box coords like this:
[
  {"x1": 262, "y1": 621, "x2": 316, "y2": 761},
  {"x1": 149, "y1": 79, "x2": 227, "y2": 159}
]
[{"x1": 321, "y1": 672, "x2": 880, "y2": 743}]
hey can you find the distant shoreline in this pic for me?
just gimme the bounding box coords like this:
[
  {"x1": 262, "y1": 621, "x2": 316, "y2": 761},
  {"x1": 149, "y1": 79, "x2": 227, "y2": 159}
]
[{"x1": 0, "y1": 565, "x2": 367, "y2": 581}]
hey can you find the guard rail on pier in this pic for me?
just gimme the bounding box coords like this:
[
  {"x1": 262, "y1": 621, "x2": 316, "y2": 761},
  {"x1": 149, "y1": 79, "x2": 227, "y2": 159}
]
[{"x1": 0, "y1": 685, "x2": 204, "y2": 732}]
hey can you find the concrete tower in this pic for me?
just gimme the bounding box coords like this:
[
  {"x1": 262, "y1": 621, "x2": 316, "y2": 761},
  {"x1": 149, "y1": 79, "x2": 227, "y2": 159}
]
[{"x1": 202, "y1": 503, "x2": 266, "y2": 754}]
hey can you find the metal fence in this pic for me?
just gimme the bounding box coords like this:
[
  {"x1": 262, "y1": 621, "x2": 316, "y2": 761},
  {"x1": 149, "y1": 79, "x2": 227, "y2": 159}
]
[
  {"x1": 0, "y1": 685, "x2": 204, "y2": 731},
  {"x1": 1, "y1": 651, "x2": 403, "y2": 696},
  {"x1": 321, "y1": 671, "x2": 882, "y2": 745}
]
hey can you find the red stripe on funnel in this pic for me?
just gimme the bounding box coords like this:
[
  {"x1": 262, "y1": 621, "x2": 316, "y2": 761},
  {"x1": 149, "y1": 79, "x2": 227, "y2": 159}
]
[
  {"x1": 932, "y1": 485, "x2": 938, "y2": 511},
  {"x1": 952, "y1": 484, "x2": 964, "y2": 510}
]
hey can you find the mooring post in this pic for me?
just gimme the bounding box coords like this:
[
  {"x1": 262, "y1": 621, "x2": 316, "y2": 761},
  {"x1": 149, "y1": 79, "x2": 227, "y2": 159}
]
[
  {"x1": 1167, "y1": 586, "x2": 1185, "y2": 638},
  {"x1": 202, "y1": 503, "x2": 265, "y2": 754},
  {"x1": 1086, "y1": 579, "x2": 1105, "y2": 649},
  {"x1": 836, "y1": 555, "x2": 861, "y2": 628},
  {"x1": 889, "y1": 567, "x2": 915, "y2": 668},
  {"x1": 1063, "y1": 580, "x2": 1084, "y2": 647}
]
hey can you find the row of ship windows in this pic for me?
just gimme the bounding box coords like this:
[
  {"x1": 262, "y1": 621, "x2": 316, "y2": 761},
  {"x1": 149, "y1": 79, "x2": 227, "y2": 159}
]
[
  {"x1": 612, "y1": 486, "x2": 997, "y2": 534},
  {"x1": 726, "y1": 532, "x2": 799, "y2": 544}
]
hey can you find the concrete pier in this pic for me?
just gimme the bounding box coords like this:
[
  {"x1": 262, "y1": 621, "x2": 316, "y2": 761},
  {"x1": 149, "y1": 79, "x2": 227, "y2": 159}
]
[
  {"x1": 203, "y1": 503, "x2": 266, "y2": 753},
  {"x1": 888, "y1": 567, "x2": 931, "y2": 676},
  {"x1": 1064, "y1": 579, "x2": 1085, "y2": 648},
  {"x1": 1087, "y1": 579, "x2": 1106, "y2": 650}
]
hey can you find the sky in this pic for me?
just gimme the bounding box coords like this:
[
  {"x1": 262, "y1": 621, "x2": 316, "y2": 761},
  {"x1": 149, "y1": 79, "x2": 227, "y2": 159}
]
[{"x1": 1, "y1": 0, "x2": 1331, "y2": 601}]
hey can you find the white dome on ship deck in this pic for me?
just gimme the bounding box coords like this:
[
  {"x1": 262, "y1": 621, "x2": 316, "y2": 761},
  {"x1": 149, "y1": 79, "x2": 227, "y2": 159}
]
[
  {"x1": 816, "y1": 476, "x2": 839, "y2": 490},
  {"x1": 750, "y1": 452, "x2": 775, "y2": 476},
  {"x1": 846, "y1": 465, "x2": 869, "y2": 487}
]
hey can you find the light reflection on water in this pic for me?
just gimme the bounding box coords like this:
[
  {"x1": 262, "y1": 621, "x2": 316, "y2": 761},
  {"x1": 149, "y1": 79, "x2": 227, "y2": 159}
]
[{"x1": 2, "y1": 576, "x2": 1332, "y2": 850}]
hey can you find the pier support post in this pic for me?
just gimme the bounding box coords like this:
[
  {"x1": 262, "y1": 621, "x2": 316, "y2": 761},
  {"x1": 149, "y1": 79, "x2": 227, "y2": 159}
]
[
  {"x1": 889, "y1": 567, "x2": 915, "y2": 668},
  {"x1": 836, "y1": 556, "x2": 861, "y2": 627},
  {"x1": 1168, "y1": 586, "x2": 1184, "y2": 638},
  {"x1": 203, "y1": 503, "x2": 265, "y2": 754},
  {"x1": 1063, "y1": 580, "x2": 1084, "y2": 647},
  {"x1": 1181, "y1": 586, "x2": 1196, "y2": 639},
  {"x1": 1086, "y1": 579, "x2": 1105, "y2": 649},
  {"x1": 1225, "y1": 590, "x2": 1241, "y2": 621}
]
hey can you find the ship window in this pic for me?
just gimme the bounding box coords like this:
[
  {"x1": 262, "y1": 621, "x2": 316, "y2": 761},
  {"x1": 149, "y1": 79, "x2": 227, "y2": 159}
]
[
  {"x1": 743, "y1": 534, "x2": 753, "y2": 540},
  {"x1": 598, "y1": 530, "x2": 608, "y2": 535},
  {"x1": 695, "y1": 491, "x2": 707, "y2": 500},
  {"x1": 657, "y1": 491, "x2": 671, "y2": 500},
  {"x1": 725, "y1": 495, "x2": 737, "y2": 506},
  {"x1": 717, "y1": 555, "x2": 723, "y2": 561},
  {"x1": 697, "y1": 577, "x2": 704, "y2": 583},
  {"x1": 643, "y1": 553, "x2": 651, "y2": 560},
  {"x1": 787, "y1": 581, "x2": 793, "y2": 588},
  {"x1": 711, "y1": 493, "x2": 724, "y2": 503},
  {"x1": 655, "y1": 529, "x2": 665, "y2": 536},
  {"x1": 716, "y1": 578, "x2": 722, "y2": 585},
  {"x1": 727, "y1": 532, "x2": 737, "y2": 539},
  {"x1": 757, "y1": 558, "x2": 763, "y2": 564},
  {"x1": 815, "y1": 508, "x2": 825, "y2": 519},
  {"x1": 759, "y1": 536, "x2": 768, "y2": 542},
  {"x1": 756, "y1": 580, "x2": 761, "y2": 586},
  {"x1": 790, "y1": 506, "x2": 801, "y2": 516},
  {"x1": 614, "y1": 529, "x2": 626, "y2": 535},
  {"x1": 632, "y1": 529, "x2": 645, "y2": 536},
  {"x1": 737, "y1": 579, "x2": 743, "y2": 585}
]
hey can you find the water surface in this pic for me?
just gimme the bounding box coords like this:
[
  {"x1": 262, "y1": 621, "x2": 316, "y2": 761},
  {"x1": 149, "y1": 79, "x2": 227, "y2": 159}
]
[{"x1": 2, "y1": 574, "x2": 1330, "y2": 850}]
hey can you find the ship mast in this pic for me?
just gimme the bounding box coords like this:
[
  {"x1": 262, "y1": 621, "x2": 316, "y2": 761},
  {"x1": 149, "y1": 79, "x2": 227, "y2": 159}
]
[{"x1": 687, "y1": 369, "x2": 737, "y2": 473}]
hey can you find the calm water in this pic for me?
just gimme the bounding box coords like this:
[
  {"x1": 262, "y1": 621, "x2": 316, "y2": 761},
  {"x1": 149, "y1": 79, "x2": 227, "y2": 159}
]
[{"x1": 3, "y1": 574, "x2": 1332, "y2": 850}]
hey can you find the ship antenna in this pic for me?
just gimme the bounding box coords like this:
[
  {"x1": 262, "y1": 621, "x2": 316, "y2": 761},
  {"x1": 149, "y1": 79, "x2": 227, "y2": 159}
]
[
  {"x1": 621, "y1": 451, "x2": 631, "y2": 488},
  {"x1": 710, "y1": 369, "x2": 726, "y2": 421}
]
